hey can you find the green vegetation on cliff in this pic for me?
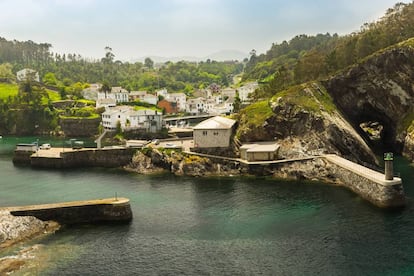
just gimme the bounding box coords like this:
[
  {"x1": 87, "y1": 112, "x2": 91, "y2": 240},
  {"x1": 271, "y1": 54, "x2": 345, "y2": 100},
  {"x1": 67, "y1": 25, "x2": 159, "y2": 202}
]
[
  {"x1": 236, "y1": 100, "x2": 273, "y2": 140},
  {"x1": 272, "y1": 82, "x2": 336, "y2": 114}
]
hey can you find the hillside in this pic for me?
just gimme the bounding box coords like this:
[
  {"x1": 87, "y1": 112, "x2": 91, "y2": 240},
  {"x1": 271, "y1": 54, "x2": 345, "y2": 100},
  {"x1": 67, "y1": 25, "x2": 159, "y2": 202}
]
[
  {"x1": 244, "y1": 2, "x2": 414, "y2": 100},
  {"x1": 236, "y1": 36, "x2": 414, "y2": 163}
]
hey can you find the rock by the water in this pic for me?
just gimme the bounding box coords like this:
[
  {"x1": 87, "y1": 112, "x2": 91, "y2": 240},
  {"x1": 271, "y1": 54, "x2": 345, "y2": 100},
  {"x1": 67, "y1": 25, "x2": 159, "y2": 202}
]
[{"x1": 0, "y1": 211, "x2": 59, "y2": 249}]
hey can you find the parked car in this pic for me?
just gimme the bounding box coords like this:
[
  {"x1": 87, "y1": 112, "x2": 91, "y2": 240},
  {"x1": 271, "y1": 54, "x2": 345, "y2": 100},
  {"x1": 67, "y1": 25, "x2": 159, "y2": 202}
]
[
  {"x1": 72, "y1": 141, "x2": 84, "y2": 149},
  {"x1": 40, "y1": 143, "x2": 51, "y2": 150}
]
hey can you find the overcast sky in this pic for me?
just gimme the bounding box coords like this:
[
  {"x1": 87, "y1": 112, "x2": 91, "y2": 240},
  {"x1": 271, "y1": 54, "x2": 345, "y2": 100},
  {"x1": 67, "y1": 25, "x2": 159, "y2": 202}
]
[{"x1": 0, "y1": 0, "x2": 409, "y2": 61}]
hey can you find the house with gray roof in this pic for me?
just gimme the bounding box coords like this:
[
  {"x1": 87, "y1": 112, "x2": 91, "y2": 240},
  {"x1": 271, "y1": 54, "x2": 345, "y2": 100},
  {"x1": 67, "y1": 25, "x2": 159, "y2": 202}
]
[{"x1": 193, "y1": 116, "x2": 236, "y2": 148}]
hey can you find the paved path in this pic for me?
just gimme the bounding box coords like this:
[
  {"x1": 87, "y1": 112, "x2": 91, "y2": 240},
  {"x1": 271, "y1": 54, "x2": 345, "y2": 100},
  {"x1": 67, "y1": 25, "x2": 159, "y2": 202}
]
[
  {"x1": 323, "y1": 154, "x2": 401, "y2": 186},
  {"x1": 1, "y1": 198, "x2": 129, "y2": 212}
]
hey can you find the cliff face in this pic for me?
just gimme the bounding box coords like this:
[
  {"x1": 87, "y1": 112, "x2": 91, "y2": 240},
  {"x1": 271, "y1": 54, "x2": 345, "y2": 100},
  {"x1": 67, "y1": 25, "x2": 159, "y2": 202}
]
[
  {"x1": 324, "y1": 41, "x2": 414, "y2": 155},
  {"x1": 236, "y1": 83, "x2": 377, "y2": 164},
  {"x1": 238, "y1": 40, "x2": 414, "y2": 163},
  {"x1": 125, "y1": 149, "x2": 240, "y2": 177}
]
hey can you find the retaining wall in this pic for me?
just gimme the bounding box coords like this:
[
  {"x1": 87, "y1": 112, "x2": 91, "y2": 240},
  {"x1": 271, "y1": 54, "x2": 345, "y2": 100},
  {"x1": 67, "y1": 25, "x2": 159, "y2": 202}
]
[
  {"x1": 8, "y1": 198, "x2": 132, "y2": 224},
  {"x1": 29, "y1": 148, "x2": 137, "y2": 169}
]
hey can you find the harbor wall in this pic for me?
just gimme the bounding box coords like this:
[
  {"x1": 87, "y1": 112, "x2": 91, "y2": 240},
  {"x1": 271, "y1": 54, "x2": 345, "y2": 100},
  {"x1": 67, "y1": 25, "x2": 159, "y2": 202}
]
[
  {"x1": 325, "y1": 160, "x2": 405, "y2": 208},
  {"x1": 29, "y1": 148, "x2": 137, "y2": 169},
  {"x1": 8, "y1": 198, "x2": 132, "y2": 224}
]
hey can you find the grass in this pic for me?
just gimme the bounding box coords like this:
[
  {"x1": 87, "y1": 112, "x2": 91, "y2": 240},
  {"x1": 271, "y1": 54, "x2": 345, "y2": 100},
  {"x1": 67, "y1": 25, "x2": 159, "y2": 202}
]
[
  {"x1": 271, "y1": 82, "x2": 337, "y2": 114},
  {"x1": 240, "y1": 100, "x2": 273, "y2": 127},
  {"x1": 46, "y1": 89, "x2": 61, "y2": 102},
  {"x1": 0, "y1": 83, "x2": 18, "y2": 100}
]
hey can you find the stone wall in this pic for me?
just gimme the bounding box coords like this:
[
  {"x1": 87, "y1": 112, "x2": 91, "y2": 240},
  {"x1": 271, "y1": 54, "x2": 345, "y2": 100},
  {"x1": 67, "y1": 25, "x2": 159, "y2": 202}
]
[
  {"x1": 269, "y1": 157, "x2": 405, "y2": 208},
  {"x1": 12, "y1": 151, "x2": 34, "y2": 165},
  {"x1": 325, "y1": 160, "x2": 405, "y2": 208},
  {"x1": 30, "y1": 148, "x2": 138, "y2": 169},
  {"x1": 10, "y1": 201, "x2": 132, "y2": 224},
  {"x1": 59, "y1": 117, "x2": 101, "y2": 137}
]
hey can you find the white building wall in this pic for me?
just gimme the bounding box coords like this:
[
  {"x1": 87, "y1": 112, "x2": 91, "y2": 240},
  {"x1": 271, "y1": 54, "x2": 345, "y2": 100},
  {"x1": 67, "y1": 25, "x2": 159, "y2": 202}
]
[{"x1": 193, "y1": 129, "x2": 232, "y2": 148}]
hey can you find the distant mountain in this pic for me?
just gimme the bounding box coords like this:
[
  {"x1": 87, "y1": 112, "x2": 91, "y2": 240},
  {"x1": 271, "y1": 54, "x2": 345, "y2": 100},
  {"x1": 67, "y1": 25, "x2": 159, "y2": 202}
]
[
  {"x1": 133, "y1": 49, "x2": 247, "y2": 63},
  {"x1": 204, "y1": 50, "x2": 248, "y2": 62}
]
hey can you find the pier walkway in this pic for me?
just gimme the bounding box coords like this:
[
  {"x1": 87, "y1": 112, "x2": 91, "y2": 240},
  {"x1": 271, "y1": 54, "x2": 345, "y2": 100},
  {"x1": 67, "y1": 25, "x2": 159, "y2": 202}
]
[
  {"x1": 323, "y1": 154, "x2": 402, "y2": 186},
  {"x1": 1, "y1": 198, "x2": 133, "y2": 224},
  {"x1": 1, "y1": 197, "x2": 129, "y2": 212}
]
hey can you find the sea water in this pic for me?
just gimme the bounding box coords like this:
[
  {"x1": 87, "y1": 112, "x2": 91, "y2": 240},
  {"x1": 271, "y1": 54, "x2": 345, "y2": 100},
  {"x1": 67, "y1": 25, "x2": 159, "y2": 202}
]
[{"x1": 1, "y1": 136, "x2": 414, "y2": 275}]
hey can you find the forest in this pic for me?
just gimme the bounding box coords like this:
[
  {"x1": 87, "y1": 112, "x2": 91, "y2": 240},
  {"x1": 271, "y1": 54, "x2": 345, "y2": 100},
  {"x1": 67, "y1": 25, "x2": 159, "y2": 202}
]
[
  {"x1": 244, "y1": 2, "x2": 414, "y2": 99},
  {"x1": 0, "y1": 41, "x2": 244, "y2": 95}
]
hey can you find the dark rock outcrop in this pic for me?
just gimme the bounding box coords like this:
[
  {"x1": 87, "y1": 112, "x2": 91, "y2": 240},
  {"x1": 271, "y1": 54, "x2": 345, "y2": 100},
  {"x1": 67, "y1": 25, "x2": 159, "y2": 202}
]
[
  {"x1": 236, "y1": 85, "x2": 377, "y2": 165},
  {"x1": 125, "y1": 149, "x2": 240, "y2": 177},
  {"x1": 324, "y1": 44, "x2": 414, "y2": 154}
]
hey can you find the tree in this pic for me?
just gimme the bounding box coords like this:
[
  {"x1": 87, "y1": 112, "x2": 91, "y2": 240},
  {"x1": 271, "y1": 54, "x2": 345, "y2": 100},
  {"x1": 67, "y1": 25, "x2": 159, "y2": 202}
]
[
  {"x1": 233, "y1": 91, "x2": 241, "y2": 113},
  {"x1": 0, "y1": 63, "x2": 15, "y2": 82},
  {"x1": 99, "y1": 81, "x2": 111, "y2": 98},
  {"x1": 102, "y1": 46, "x2": 115, "y2": 64},
  {"x1": 144, "y1": 57, "x2": 154, "y2": 69},
  {"x1": 42, "y1": 72, "x2": 58, "y2": 86}
]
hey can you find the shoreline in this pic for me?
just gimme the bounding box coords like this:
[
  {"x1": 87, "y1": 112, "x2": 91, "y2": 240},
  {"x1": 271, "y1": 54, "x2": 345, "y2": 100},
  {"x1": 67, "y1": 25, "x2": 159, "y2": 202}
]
[{"x1": 0, "y1": 211, "x2": 60, "y2": 274}]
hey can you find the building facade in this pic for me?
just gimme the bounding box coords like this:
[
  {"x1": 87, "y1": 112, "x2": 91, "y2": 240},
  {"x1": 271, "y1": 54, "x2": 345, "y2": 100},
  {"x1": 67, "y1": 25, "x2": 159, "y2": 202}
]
[
  {"x1": 102, "y1": 106, "x2": 163, "y2": 132},
  {"x1": 193, "y1": 116, "x2": 236, "y2": 148}
]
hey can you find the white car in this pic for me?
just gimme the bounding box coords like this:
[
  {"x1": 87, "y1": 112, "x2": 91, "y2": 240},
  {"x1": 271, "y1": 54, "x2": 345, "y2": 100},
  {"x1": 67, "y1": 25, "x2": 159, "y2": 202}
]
[{"x1": 40, "y1": 143, "x2": 51, "y2": 150}]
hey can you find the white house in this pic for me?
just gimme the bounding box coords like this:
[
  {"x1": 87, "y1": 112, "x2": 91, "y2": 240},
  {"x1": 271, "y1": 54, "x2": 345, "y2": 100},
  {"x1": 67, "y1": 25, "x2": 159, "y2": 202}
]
[
  {"x1": 16, "y1": 68, "x2": 40, "y2": 82},
  {"x1": 127, "y1": 109, "x2": 163, "y2": 133},
  {"x1": 193, "y1": 116, "x2": 236, "y2": 148},
  {"x1": 111, "y1": 87, "x2": 129, "y2": 103},
  {"x1": 97, "y1": 86, "x2": 129, "y2": 104},
  {"x1": 156, "y1": 88, "x2": 168, "y2": 99},
  {"x1": 142, "y1": 94, "x2": 158, "y2": 105},
  {"x1": 129, "y1": 91, "x2": 147, "y2": 101},
  {"x1": 102, "y1": 106, "x2": 163, "y2": 132},
  {"x1": 207, "y1": 97, "x2": 234, "y2": 115},
  {"x1": 167, "y1": 93, "x2": 187, "y2": 112},
  {"x1": 240, "y1": 142, "x2": 280, "y2": 161},
  {"x1": 204, "y1": 99, "x2": 217, "y2": 114},
  {"x1": 186, "y1": 97, "x2": 206, "y2": 114},
  {"x1": 221, "y1": 88, "x2": 237, "y2": 101},
  {"x1": 238, "y1": 82, "x2": 258, "y2": 102},
  {"x1": 96, "y1": 98, "x2": 116, "y2": 109}
]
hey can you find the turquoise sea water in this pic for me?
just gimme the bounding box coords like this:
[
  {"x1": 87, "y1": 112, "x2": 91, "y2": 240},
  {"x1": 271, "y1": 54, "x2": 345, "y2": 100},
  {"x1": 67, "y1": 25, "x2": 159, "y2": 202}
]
[{"x1": 1, "y1": 136, "x2": 414, "y2": 275}]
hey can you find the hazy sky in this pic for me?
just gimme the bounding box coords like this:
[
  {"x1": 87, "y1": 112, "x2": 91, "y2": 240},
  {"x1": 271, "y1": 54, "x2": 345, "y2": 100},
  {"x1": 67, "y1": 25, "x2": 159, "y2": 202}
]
[{"x1": 0, "y1": 0, "x2": 409, "y2": 61}]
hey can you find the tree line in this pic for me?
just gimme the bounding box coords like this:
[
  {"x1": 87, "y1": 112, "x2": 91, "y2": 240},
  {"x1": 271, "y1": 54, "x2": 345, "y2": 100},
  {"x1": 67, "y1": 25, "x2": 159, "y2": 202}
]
[
  {"x1": 0, "y1": 39, "x2": 244, "y2": 95},
  {"x1": 244, "y1": 2, "x2": 414, "y2": 99}
]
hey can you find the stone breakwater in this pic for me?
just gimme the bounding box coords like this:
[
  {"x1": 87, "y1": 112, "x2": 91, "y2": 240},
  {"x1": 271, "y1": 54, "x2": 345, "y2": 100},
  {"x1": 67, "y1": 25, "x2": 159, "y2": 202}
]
[
  {"x1": 7, "y1": 198, "x2": 133, "y2": 225},
  {"x1": 126, "y1": 149, "x2": 405, "y2": 208}
]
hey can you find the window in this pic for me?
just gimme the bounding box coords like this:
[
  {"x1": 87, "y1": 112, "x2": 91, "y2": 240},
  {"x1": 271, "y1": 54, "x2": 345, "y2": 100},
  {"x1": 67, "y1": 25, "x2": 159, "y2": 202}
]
[
  {"x1": 202, "y1": 131, "x2": 207, "y2": 136},
  {"x1": 213, "y1": 131, "x2": 219, "y2": 136}
]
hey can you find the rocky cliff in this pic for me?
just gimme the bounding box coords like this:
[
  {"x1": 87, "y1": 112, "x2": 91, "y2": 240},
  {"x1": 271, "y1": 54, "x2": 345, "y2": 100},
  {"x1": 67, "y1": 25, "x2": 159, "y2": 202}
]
[
  {"x1": 125, "y1": 148, "x2": 240, "y2": 177},
  {"x1": 237, "y1": 38, "x2": 414, "y2": 163},
  {"x1": 236, "y1": 82, "x2": 377, "y2": 165},
  {"x1": 324, "y1": 39, "x2": 414, "y2": 158}
]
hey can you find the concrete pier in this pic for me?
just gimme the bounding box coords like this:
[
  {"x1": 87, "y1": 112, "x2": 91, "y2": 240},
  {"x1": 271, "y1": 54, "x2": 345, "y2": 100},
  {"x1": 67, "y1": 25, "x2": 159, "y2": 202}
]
[
  {"x1": 1, "y1": 198, "x2": 133, "y2": 224},
  {"x1": 323, "y1": 154, "x2": 405, "y2": 208},
  {"x1": 13, "y1": 147, "x2": 138, "y2": 169}
]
